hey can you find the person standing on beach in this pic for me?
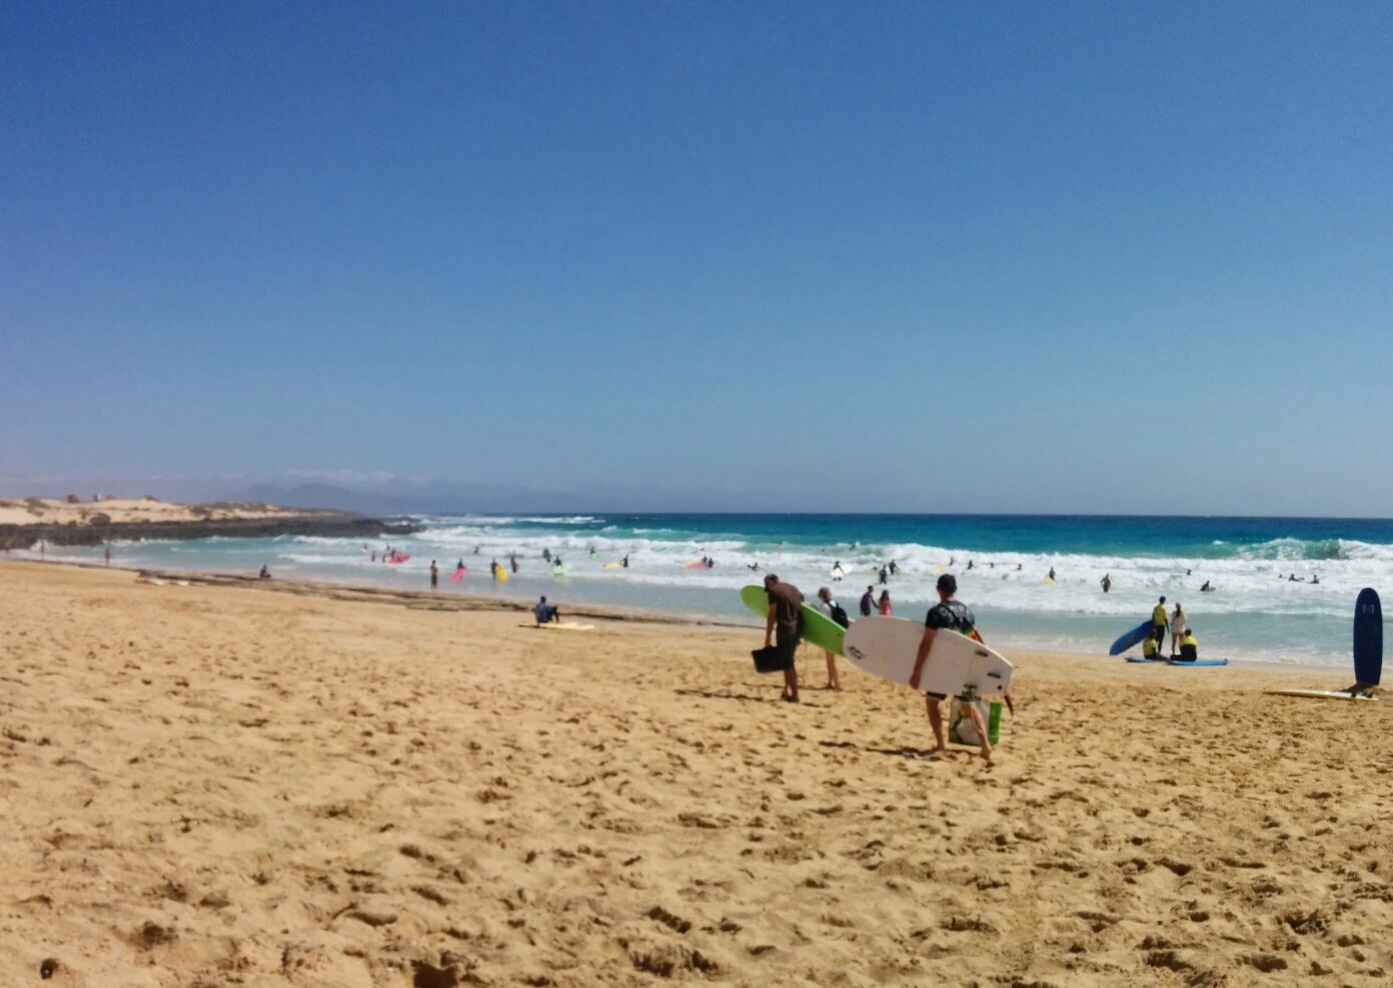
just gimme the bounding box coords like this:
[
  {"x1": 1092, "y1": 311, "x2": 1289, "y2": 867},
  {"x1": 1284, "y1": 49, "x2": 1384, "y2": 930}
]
[
  {"x1": 1169, "y1": 602, "x2": 1187, "y2": 657},
  {"x1": 761, "y1": 574, "x2": 803, "y2": 703},
  {"x1": 860, "y1": 585, "x2": 875, "y2": 617},
  {"x1": 908, "y1": 574, "x2": 992, "y2": 761},
  {"x1": 814, "y1": 587, "x2": 843, "y2": 691},
  {"x1": 430, "y1": 560, "x2": 438, "y2": 589},
  {"x1": 878, "y1": 590, "x2": 893, "y2": 616},
  {"x1": 1152, "y1": 596, "x2": 1169, "y2": 650},
  {"x1": 103, "y1": 545, "x2": 111, "y2": 567}
]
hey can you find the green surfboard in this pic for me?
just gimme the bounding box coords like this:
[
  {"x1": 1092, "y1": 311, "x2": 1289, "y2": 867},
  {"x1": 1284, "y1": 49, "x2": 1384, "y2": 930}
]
[{"x1": 740, "y1": 585, "x2": 848, "y2": 655}]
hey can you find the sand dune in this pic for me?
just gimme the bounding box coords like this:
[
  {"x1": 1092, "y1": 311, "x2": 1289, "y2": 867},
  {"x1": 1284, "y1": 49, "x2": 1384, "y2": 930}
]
[
  {"x1": 0, "y1": 497, "x2": 328, "y2": 528},
  {"x1": 2, "y1": 561, "x2": 1390, "y2": 986}
]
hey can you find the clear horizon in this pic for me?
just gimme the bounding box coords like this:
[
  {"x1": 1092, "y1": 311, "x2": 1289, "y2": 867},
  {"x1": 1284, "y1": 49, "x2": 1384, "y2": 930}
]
[{"x1": 4, "y1": 2, "x2": 1391, "y2": 516}]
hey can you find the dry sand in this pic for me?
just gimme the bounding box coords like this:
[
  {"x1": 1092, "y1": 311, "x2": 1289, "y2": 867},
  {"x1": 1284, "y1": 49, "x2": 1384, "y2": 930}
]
[
  {"x1": 2, "y1": 561, "x2": 1391, "y2": 986},
  {"x1": 0, "y1": 498, "x2": 326, "y2": 527}
]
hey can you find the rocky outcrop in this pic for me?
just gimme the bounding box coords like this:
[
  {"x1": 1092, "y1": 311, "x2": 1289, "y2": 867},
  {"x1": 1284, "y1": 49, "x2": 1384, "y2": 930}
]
[{"x1": 0, "y1": 514, "x2": 421, "y2": 550}]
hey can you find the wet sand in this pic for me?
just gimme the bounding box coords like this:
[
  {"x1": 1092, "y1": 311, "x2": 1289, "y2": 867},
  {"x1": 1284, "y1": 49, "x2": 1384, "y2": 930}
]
[{"x1": 2, "y1": 561, "x2": 1390, "y2": 986}]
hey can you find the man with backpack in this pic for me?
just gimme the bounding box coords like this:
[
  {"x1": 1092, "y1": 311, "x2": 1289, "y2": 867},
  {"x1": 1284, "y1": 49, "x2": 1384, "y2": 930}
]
[{"x1": 815, "y1": 587, "x2": 850, "y2": 691}]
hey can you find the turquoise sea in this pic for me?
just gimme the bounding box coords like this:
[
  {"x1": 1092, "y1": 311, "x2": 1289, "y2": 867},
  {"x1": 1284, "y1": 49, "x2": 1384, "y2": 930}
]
[{"x1": 39, "y1": 513, "x2": 1393, "y2": 670}]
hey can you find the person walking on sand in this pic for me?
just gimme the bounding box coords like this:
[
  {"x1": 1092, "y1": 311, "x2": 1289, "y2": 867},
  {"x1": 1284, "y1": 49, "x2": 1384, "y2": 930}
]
[
  {"x1": 908, "y1": 574, "x2": 993, "y2": 761},
  {"x1": 1169, "y1": 602, "x2": 1187, "y2": 657},
  {"x1": 430, "y1": 560, "x2": 439, "y2": 589},
  {"x1": 860, "y1": 584, "x2": 875, "y2": 617},
  {"x1": 878, "y1": 590, "x2": 893, "y2": 616},
  {"x1": 1152, "y1": 596, "x2": 1170, "y2": 651},
  {"x1": 814, "y1": 587, "x2": 844, "y2": 691},
  {"x1": 761, "y1": 574, "x2": 803, "y2": 703}
]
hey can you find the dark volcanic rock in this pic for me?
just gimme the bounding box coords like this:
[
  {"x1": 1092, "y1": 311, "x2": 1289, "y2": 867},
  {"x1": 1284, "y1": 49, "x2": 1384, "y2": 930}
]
[{"x1": 0, "y1": 514, "x2": 421, "y2": 550}]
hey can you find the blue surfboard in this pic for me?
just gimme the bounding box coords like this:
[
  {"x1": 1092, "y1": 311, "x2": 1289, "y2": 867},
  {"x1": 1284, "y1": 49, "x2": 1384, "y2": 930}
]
[
  {"x1": 1109, "y1": 620, "x2": 1153, "y2": 656},
  {"x1": 1354, "y1": 588, "x2": 1382, "y2": 687},
  {"x1": 1165, "y1": 659, "x2": 1229, "y2": 667}
]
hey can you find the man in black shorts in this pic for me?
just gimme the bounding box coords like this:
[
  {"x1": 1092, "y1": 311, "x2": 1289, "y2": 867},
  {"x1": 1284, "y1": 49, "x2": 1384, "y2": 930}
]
[
  {"x1": 908, "y1": 573, "x2": 993, "y2": 761},
  {"x1": 762, "y1": 573, "x2": 803, "y2": 703}
]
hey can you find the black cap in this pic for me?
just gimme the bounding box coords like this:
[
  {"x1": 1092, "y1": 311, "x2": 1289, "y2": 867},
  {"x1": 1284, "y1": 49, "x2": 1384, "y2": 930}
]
[{"x1": 937, "y1": 574, "x2": 957, "y2": 593}]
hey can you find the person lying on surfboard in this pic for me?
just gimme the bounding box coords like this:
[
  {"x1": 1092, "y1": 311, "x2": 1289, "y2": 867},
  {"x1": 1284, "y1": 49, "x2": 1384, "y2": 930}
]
[{"x1": 908, "y1": 574, "x2": 994, "y2": 762}]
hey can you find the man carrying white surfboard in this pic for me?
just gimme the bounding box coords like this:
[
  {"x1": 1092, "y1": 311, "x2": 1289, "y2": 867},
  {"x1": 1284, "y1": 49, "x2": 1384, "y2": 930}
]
[{"x1": 908, "y1": 574, "x2": 993, "y2": 761}]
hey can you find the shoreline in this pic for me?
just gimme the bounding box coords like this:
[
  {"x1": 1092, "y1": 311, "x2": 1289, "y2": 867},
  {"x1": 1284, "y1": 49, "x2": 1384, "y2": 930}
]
[{"x1": 1, "y1": 557, "x2": 1354, "y2": 679}]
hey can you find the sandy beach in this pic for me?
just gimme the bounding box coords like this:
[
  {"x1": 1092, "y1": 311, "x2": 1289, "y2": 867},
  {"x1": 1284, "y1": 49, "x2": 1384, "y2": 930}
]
[{"x1": 2, "y1": 561, "x2": 1390, "y2": 986}]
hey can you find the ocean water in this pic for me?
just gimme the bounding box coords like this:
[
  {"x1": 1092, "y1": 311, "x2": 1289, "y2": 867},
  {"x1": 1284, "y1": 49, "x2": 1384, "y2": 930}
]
[{"x1": 37, "y1": 513, "x2": 1393, "y2": 670}]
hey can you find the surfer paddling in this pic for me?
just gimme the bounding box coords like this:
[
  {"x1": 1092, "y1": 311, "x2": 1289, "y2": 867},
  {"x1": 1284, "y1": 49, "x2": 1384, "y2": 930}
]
[{"x1": 908, "y1": 574, "x2": 994, "y2": 761}]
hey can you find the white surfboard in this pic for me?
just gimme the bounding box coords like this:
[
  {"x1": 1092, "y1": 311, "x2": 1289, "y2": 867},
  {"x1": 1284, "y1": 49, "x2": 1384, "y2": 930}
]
[
  {"x1": 842, "y1": 616, "x2": 1013, "y2": 697},
  {"x1": 1265, "y1": 689, "x2": 1377, "y2": 702}
]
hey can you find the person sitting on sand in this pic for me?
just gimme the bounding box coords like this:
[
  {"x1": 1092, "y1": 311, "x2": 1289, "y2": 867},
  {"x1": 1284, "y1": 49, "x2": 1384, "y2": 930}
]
[
  {"x1": 533, "y1": 596, "x2": 560, "y2": 625},
  {"x1": 258, "y1": 564, "x2": 271, "y2": 580},
  {"x1": 908, "y1": 574, "x2": 993, "y2": 761},
  {"x1": 1179, "y1": 628, "x2": 1199, "y2": 661}
]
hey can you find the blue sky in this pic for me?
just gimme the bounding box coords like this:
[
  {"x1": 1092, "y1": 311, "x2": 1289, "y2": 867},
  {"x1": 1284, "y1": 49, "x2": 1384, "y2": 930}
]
[{"x1": 3, "y1": 1, "x2": 1390, "y2": 514}]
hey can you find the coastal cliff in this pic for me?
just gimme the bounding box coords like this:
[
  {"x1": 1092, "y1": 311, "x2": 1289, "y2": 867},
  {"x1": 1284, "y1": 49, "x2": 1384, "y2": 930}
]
[{"x1": 0, "y1": 497, "x2": 420, "y2": 549}]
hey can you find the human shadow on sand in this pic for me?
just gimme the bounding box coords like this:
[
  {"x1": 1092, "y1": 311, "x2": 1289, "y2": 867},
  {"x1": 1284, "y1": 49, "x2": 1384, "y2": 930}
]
[
  {"x1": 675, "y1": 688, "x2": 829, "y2": 708},
  {"x1": 818, "y1": 739, "x2": 961, "y2": 760}
]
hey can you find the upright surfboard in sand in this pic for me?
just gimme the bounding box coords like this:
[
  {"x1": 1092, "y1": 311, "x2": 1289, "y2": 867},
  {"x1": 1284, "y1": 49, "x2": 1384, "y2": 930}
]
[
  {"x1": 842, "y1": 616, "x2": 1013, "y2": 698},
  {"x1": 739, "y1": 585, "x2": 847, "y2": 655},
  {"x1": 1267, "y1": 588, "x2": 1381, "y2": 702},
  {"x1": 1110, "y1": 620, "x2": 1154, "y2": 656}
]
